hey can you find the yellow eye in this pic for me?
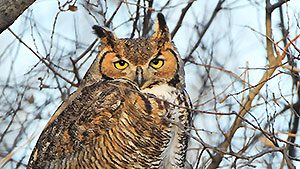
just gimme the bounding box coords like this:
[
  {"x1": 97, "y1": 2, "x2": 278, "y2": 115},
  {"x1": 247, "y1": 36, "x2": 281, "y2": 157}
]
[
  {"x1": 150, "y1": 59, "x2": 164, "y2": 69},
  {"x1": 114, "y1": 60, "x2": 128, "y2": 70}
]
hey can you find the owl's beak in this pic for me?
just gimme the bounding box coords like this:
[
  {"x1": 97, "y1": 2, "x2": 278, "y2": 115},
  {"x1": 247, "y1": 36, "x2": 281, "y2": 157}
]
[{"x1": 135, "y1": 66, "x2": 145, "y2": 88}]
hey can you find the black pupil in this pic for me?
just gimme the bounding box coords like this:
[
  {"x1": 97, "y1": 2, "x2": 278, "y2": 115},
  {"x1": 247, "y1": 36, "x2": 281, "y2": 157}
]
[
  {"x1": 118, "y1": 60, "x2": 125, "y2": 66},
  {"x1": 152, "y1": 59, "x2": 159, "y2": 65}
]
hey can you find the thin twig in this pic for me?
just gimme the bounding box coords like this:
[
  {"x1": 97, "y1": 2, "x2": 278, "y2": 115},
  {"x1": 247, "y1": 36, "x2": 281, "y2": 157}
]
[
  {"x1": 171, "y1": 0, "x2": 195, "y2": 38},
  {"x1": 8, "y1": 28, "x2": 79, "y2": 87}
]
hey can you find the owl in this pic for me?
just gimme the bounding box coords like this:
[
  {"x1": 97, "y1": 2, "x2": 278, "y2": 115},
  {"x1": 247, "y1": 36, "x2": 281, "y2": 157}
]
[{"x1": 27, "y1": 13, "x2": 192, "y2": 169}]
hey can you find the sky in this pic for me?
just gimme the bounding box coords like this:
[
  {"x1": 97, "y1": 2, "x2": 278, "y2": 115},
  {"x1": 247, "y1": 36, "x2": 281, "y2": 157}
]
[{"x1": 0, "y1": 0, "x2": 300, "y2": 168}]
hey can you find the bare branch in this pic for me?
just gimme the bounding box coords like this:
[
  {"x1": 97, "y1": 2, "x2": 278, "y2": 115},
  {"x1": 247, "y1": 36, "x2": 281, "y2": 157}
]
[
  {"x1": 267, "y1": 0, "x2": 290, "y2": 13},
  {"x1": 171, "y1": 0, "x2": 195, "y2": 38},
  {"x1": 8, "y1": 28, "x2": 79, "y2": 87},
  {"x1": 207, "y1": 0, "x2": 291, "y2": 168},
  {"x1": 184, "y1": 0, "x2": 224, "y2": 62}
]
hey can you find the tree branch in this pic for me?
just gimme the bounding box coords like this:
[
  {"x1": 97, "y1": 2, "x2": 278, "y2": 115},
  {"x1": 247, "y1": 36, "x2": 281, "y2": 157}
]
[
  {"x1": 183, "y1": 0, "x2": 224, "y2": 63},
  {"x1": 268, "y1": 0, "x2": 290, "y2": 13},
  {"x1": 130, "y1": 0, "x2": 141, "y2": 38},
  {"x1": 279, "y1": 4, "x2": 300, "y2": 158},
  {"x1": 170, "y1": 0, "x2": 195, "y2": 38},
  {"x1": 8, "y1": 28, "x2": 79, "y2": 87},
  {"x1": 207, "y1": 0, "x2": 289, "y2": 168},
  {"x1": 142, "y1": 0, "x2": 153, "y2": 37},
  {"x1": 0, "y1": 0, "x2": 36, "y2": 34}
]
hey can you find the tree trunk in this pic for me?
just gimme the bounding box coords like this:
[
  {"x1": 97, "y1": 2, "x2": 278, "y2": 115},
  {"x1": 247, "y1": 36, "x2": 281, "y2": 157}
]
[{"x1": 0, "y1": 0, "x2": 36, "y2": 34}]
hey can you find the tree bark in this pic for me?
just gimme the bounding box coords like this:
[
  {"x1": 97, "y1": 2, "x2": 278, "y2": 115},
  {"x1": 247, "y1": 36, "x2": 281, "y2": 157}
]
[{"x1": 0, "y1": 0, "x2": 36, "y2": 34}]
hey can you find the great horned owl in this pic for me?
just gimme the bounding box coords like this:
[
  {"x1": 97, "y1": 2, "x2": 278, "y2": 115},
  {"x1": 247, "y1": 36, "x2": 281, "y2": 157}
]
[{"x1": 27, "y1": 13, "x2": 192, "y2": 169}]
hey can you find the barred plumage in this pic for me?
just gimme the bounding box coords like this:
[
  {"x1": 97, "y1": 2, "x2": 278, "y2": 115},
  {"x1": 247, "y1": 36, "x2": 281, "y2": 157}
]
[{"x1": 28, "y1": 13, "x2": 192, "y2": 169}]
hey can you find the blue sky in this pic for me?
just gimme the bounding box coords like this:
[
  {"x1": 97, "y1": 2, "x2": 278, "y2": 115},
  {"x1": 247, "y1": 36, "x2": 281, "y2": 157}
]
[{"x1": 1, "y1": 0, "x2": 300, "y2": 168}]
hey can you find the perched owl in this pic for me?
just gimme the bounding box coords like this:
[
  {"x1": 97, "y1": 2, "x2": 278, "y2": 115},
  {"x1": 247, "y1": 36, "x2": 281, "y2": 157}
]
[{"x1": 27, "y1": 13, "x2": 192, "y2": 169}]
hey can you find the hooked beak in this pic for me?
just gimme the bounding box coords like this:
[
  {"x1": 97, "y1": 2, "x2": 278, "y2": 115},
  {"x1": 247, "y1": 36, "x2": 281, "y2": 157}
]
[{"x1": 135, "y1": 66, "x2": 145, "y2": 88}]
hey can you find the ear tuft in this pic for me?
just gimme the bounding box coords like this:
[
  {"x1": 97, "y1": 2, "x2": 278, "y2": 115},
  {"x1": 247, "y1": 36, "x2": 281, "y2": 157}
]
[
  {"x1": 92, "y1": 25, "x2": 118, "y2": 47},
  {"x1": 151, "y1": 13, "x2": 171, "y2": 42},
  {"x1": 157, "y1": 13, "x2": 167, "y2": 30},
  {"x1": 92, "y1": 25, "x2": 106, "y2": 38}
]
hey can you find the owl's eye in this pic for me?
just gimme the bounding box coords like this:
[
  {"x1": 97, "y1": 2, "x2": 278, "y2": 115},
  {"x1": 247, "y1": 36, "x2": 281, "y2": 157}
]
[
  {"x1": 114, "y1": 60, "x2": 128, "y2": 70},
  {"x1": 150, "y1": 59, "x2": 164, "y2": 69}
]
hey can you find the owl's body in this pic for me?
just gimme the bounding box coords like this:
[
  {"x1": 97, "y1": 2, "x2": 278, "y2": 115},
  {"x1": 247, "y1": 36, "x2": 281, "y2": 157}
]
[{"x1": 28, "y1": 14, "x2": 191, "y2": 169}]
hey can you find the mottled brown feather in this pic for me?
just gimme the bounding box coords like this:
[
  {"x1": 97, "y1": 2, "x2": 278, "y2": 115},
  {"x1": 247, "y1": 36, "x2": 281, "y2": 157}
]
[
  {"x1": 28, "y1": 13, "x2": 192, "y2": 169},
  {"x1": 28, "y1": 80, "x2": 175, "y2": 168}
]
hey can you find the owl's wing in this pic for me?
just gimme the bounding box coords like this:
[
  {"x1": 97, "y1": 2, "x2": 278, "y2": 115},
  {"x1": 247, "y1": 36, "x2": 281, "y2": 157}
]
[{"x1": 28, "y1": 79, "x2": 168, "y2": 168}]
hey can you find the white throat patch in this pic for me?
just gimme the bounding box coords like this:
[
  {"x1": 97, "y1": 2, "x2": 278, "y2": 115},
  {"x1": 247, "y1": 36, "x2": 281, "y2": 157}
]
[{"x1": 141, "y1": 83, "x2": 177, "y2": 103}]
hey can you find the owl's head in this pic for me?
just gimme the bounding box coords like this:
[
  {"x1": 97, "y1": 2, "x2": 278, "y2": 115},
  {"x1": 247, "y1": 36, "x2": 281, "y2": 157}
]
[{"x1": 91, "y1": 13, "x2": 185, "y2": 89}]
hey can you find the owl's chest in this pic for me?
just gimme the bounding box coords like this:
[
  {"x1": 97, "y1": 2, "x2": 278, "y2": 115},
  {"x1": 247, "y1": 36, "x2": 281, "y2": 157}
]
[
  {"x1": 142, "y1": 84, "x2": 190, "y2": 168},
  {"x1": 141, "y1": 84, "x2": 183, "y2": 122}
]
